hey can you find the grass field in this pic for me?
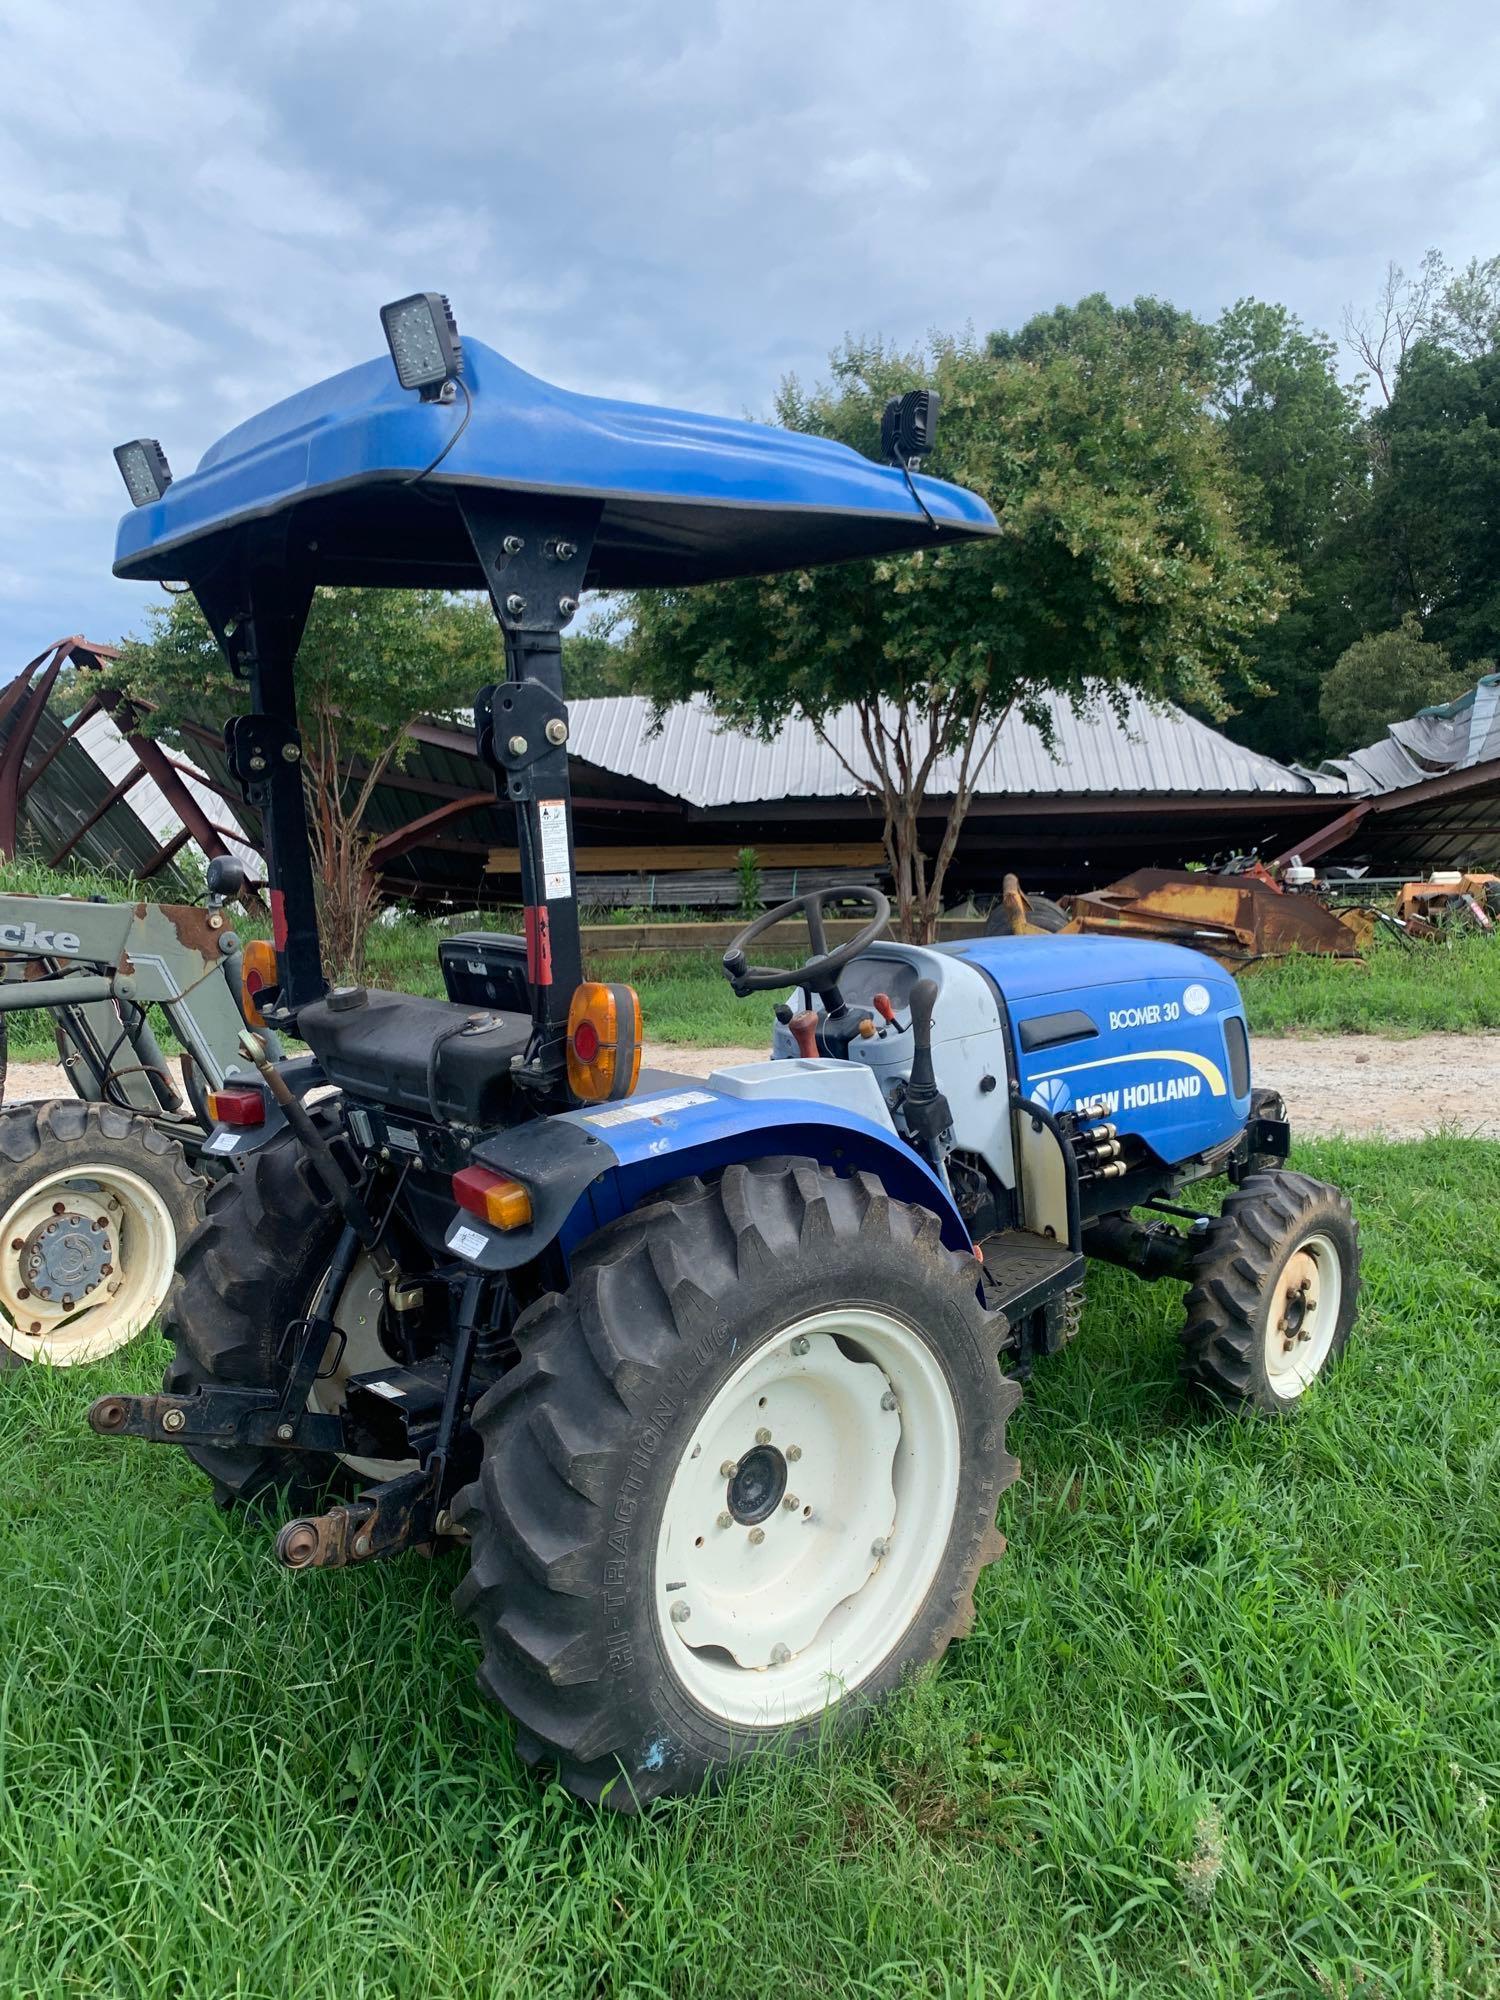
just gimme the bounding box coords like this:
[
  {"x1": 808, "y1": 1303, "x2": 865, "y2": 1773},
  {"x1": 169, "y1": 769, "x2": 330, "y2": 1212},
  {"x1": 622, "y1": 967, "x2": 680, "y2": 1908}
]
[{"x1": 3, "y1": 1135, "x2": 1497, "y2": 1998}]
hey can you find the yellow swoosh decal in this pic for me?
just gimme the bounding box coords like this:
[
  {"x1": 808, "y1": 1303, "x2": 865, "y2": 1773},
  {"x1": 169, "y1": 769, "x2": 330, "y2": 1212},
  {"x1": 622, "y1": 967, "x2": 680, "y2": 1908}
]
[{"x1": 1029, "y1": 1047, "x2": 1228, "y2": 1097}]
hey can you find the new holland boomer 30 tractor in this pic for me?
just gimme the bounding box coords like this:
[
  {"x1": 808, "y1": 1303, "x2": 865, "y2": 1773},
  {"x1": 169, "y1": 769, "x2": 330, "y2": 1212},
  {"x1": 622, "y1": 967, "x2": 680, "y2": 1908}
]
[{"x1": 92, "y1": 294, "x2": 1360, "y2": 1807}]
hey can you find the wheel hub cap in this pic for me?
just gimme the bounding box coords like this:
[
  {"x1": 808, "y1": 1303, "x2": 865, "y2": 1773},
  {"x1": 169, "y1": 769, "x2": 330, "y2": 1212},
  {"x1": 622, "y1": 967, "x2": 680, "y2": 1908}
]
[
  {"x1": 20, "y1": 1210, "x2": 113, "y2": 1304},
  {"x1": 726, "y1": 1443, "x2": 787, "y2": 1524}
]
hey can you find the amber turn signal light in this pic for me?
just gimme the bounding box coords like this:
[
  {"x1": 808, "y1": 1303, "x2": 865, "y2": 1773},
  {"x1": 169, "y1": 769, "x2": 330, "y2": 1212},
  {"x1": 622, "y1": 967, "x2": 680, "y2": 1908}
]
[
  {"x1": 566, "y1": 980, "x2": 642, "y2": 1103},
  {"x1": 239, "y1": 939, "x2": 279, "y2": 1029},
  {"x1": 452, "y1": 1165, "x2": 534, "y2": 1231},
  {"x1": 206, "y1": 1085, "x2": 266, "y2": 1128}
]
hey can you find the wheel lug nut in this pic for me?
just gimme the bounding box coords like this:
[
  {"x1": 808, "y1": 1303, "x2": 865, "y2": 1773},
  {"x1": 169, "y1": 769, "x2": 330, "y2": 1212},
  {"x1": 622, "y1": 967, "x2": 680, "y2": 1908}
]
[
  {"x1": 870, "y1": 1536, "x2": 890, "y2": 1558},
  {"x1": 880, "y1": 1391, "x2": 898, "y2": 1412},
  {"x1": 719, "y1": 1460, "x2": 737, "y2": 1479},
  {"x1": 755, "y1": 1427, "x2": 771, "y2": 1445},
  {"x1": 748, "y1": 1527, "x2": 765, "y2": 1545},
  {"x1": 716, "y1": 1511, "x2": 733, "y2": 1530},
  {"x1": 786, "y1": 1444, "x2": 801, "y2": 1462},
  {"x1": 790, "y1": 1335, "x2": 809, "y2": 1357},
  {"x1": 769, "y1": 1643, "x2": 790, "y2": 1665},
  {"x1": 782, "y1": 1494, "x2": 799, "y2": 1511},
  {"x1": 670, "y1": 1601, "x2": 691, "y2": 1624}
]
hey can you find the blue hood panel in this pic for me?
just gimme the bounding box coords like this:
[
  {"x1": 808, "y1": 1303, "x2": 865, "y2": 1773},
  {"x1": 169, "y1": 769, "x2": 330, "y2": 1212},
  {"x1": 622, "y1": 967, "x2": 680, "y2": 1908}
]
[
  {"x1": 947, "y1": 935, "x2": 1252, "y2": 1168},
  {"x1": 114, "y1": 339, "x2": 996, "y2": 591}
]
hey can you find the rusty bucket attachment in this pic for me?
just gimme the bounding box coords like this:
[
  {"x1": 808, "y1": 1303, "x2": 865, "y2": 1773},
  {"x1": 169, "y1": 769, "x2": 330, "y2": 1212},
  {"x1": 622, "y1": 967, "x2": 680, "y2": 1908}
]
[{"x1": 1007, "y1": 867, "x2": 1370, "y2": 969}]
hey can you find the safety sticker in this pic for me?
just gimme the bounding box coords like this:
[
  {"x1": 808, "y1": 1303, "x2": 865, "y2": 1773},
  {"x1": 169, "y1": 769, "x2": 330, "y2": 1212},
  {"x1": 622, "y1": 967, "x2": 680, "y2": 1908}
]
[
  {"x1": 450, "y1": 1224, "x2": 490, "y2": 1260},
  {"x1": 584, "y1": 1090, "x2": 714, "y2": 1127},
  {"x1": 538, "y1": 798, "x2": 572, "y2": 900}
]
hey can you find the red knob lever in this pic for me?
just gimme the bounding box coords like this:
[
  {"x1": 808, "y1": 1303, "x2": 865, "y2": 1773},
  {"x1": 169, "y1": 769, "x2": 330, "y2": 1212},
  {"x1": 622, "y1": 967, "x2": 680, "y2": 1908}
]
[
  {"x1": 789, "y1": 1009, "x2": 820, "y2": 1059},
  {"x1": 873, "y1": 992, "x2": 898, "y2": 1026}
]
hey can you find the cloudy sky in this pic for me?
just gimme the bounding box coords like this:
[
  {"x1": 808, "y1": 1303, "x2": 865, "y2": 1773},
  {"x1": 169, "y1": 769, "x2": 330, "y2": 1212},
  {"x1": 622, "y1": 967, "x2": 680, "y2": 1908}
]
[{"x1": 1, "y1": 0, "x2": 1496, "y2": 662}]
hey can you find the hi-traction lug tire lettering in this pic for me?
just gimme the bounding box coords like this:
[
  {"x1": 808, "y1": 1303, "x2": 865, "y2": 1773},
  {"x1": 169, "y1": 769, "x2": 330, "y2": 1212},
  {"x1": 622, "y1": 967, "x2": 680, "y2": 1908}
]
[
  {"x1": 1180, "y1": 1168, "x2": 1361, "y2": 1416},
  {"x1": 451, "y1": 1156, "x2": 1020, "y2": 1810},
  {"x1": 0, "y1": 1099, "x2": 205, "y2": 1370}
]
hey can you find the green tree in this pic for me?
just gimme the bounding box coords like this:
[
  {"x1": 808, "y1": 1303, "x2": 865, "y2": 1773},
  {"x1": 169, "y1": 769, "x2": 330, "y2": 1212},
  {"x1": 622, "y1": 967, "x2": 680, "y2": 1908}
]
[
  {"x1": 109, "y1": 588, "x2": 500, "y2": 979},
  {"x1": 1318, "y1": 615, "x2": 1470, "y2": 753},
  {"x1": 1432, "y1": 254, "x2": 1500, "y2": 360},
  {"x1": 1354, "y1": 340, "x2": 1500, "y2": 667},
  {"x1": 1207, "y1": 298, "x2": 1371, "y2": 764},
  {"x1": 626, "y1": 318, "x2": 1285, "y2": 941},
  {"x1": 562, "y1": 615, "x2": 630, "y2": 697}
]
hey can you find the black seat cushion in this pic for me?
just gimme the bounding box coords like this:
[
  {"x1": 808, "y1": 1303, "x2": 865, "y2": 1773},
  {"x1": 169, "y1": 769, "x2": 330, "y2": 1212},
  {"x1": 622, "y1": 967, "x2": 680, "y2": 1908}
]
[{"x1": 297, "y1": 989, "x2": 530, "y2": 1127}]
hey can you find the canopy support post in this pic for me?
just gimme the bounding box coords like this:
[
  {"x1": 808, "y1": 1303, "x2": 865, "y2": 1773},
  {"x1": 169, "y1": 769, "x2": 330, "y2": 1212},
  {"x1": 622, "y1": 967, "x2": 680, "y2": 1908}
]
[
  {"x1": 458, "y1": 493, "x2": 601, "y2": 1100},
  {"x1": 193, "y1": 532, "x2": 326, "y2": 1013}
]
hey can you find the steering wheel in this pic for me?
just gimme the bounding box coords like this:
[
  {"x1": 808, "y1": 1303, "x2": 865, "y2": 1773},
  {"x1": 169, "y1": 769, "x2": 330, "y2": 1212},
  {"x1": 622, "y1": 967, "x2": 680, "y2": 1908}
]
[{"x1": 721, "y1": 886, "x2": 891, "y2": 1005}]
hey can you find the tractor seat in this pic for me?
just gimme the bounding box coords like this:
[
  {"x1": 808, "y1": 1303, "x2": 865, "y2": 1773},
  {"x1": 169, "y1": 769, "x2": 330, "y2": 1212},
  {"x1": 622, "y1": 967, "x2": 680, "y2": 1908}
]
[{"x1": 296, "y1": 988, "x2": 531, "y2": 1127}]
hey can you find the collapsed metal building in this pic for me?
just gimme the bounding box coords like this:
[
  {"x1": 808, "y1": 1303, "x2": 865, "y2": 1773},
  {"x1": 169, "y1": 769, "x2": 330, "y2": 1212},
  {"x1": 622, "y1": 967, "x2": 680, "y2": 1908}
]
[{"x1": 2, "y1": 639, "x2": 1497, "y2": 906}]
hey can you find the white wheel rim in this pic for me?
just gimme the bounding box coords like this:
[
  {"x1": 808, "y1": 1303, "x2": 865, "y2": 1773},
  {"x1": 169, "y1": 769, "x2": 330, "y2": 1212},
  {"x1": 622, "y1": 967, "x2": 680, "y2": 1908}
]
[
  {"x1": 0, "y1": 1164, "x2": 178, "y2": 1366},
  {"x1": 307, "y1": 1251, "x2": 418, "y2": 1481},
  {"x1": 1262, "y1": 1230, "x2": 1342, "y2": 1398},
  {"x1": 654, "y1": 1305, "x2": 961, "y2": 1729}
]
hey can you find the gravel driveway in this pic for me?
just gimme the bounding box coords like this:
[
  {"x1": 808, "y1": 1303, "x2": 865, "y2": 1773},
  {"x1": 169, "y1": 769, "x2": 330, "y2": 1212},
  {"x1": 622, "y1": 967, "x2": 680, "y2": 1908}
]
[{"x1": 6, "y1": 1033, "x2": 1497, "y2": 1141}]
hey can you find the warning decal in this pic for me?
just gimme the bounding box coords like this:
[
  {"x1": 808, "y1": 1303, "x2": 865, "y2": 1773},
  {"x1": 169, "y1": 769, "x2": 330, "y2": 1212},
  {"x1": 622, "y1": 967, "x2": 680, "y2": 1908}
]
[{"x1": 538, "y1": 799, "x2": 572, "y2": 900}]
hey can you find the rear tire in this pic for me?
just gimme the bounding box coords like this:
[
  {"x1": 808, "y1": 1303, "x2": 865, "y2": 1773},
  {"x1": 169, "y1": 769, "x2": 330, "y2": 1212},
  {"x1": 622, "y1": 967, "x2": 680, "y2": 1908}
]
[
  {"x1": 162, "y1": 1119, "x2": 404, "y2": 1506},
  {"x1": 453, "y1": 1157, "x2": 1018, "y2": 1807},
  {"x1": 1181, "y1": 1170, "x2": 1360, "y2": 1414},
  {"x1": 0, "y1": 1100, "x2": 204, "y2": 1369}
]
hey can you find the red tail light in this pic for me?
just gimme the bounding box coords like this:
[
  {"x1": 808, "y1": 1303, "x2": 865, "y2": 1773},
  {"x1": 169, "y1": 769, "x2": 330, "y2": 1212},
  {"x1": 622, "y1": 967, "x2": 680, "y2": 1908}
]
[
  {"x1": 452, "y1": 1165, "x2": 533, "y2": 1231},
  {"x1": 206, "y1": 1085, "x2": 266, "y2": 1128}
]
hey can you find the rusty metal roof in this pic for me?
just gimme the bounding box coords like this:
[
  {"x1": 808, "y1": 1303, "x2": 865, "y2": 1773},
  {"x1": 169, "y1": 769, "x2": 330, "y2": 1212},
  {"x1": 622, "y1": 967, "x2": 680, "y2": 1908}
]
[{"x1": 1308, "y1": 673, "x2": 1500, "y2": 796}]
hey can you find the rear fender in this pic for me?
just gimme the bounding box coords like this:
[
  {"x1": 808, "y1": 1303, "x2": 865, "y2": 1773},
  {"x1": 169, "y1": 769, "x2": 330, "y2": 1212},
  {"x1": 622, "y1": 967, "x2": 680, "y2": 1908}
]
[
  {"x1": 562, "y1": 1087, "x2": 972, "y2": 1261},
  {"x1": 445, "y1": 1084, "x2": 972, "y2": 1274}
]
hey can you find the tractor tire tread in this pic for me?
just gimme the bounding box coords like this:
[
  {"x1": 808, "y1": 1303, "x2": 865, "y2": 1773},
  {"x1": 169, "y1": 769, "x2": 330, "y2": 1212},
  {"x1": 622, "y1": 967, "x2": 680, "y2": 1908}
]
[
  {"x1": 1181, "y1": 1169, "x2": 1360, "y2": 1415},
  {"x1": 452, "y1": 1154, "x2": 1018, "y2": 1807},
  {"x1": 161, "y1": 1118, "x2": 345, "y2": 1507}
]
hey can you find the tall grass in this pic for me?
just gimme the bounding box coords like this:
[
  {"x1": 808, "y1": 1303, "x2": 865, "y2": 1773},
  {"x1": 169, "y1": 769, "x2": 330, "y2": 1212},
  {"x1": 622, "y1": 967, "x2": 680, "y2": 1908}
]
[{"x1": 1, "y1": 1137, "x2": 1496, "y2": 1996}]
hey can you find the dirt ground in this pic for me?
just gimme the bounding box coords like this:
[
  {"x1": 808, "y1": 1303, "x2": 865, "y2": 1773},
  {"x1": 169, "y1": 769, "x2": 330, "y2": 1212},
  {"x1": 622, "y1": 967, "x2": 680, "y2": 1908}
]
[{"x1": 6, "y1": 1032, "x2": 1498, "y2": 1141}]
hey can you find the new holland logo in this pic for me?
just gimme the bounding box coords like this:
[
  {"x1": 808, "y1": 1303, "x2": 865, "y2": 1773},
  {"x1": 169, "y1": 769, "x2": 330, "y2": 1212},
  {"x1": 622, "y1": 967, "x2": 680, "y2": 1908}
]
[
  {"x1": 1031, "y1": 1045, "x2": 1229, "y2": 1105},
  {"x1": 0, "y1": 920, "x2": 81, "y2": 955}
]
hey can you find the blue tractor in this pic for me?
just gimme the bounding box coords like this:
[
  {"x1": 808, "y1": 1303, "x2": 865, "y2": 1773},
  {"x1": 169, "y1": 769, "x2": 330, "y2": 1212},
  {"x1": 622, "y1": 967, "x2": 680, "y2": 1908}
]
[{"x1": 92, "y1": 295, "x2": 1360, "y2": 1807}]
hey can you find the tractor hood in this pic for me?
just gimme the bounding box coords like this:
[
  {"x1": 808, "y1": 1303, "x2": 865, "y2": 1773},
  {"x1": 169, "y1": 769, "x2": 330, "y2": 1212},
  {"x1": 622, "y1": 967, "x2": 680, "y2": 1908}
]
[
  {"x1": 113, "y1": 339, "x2": 997, "y2": 592},
  {"x1": 948, "y1": 934, "x2": 1251, "y2": 1168}
]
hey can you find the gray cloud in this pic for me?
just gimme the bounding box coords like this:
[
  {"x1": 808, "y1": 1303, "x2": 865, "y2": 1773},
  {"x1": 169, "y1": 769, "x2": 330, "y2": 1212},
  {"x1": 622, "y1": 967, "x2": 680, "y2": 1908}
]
[{"x1": 1, "y1": 0, "x2": 1496, "y2": 660}]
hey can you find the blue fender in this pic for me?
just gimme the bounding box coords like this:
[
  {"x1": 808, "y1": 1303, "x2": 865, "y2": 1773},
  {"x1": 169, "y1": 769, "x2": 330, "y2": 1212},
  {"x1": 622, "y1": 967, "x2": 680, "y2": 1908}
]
[{"x1": 550, "y1": 1082, "x2": 972, "y2": 1264}]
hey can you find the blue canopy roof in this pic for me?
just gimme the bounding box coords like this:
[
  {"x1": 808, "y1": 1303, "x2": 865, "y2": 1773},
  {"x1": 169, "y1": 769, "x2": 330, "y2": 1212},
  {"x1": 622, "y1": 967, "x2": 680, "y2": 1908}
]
[{"x1": 113, "y1": 339, "x2": 997, "y2": 591}]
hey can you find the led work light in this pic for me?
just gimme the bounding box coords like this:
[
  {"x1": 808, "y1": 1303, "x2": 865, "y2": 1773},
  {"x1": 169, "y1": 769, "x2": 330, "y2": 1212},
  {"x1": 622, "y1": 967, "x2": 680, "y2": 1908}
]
[
  {"x1": 113, "y1": 438, "x2": 173, "y2": 507},
  {"x1": 880, "y1": 390, "x2": 940, "y2": 465},
  {"x1": 380, "y1": 292, "x2": 464, "y2": 400}
]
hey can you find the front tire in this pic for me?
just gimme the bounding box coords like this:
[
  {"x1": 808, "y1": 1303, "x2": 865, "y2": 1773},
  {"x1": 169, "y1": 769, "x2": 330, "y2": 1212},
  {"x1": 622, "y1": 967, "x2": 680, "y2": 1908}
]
[
  {"x1": 1181, "y1": 1170, "x2": 1360, "y2": 1413},
  {"x1": 453, "y1": 1158, "x2": 1018, "y2": 1807}
]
